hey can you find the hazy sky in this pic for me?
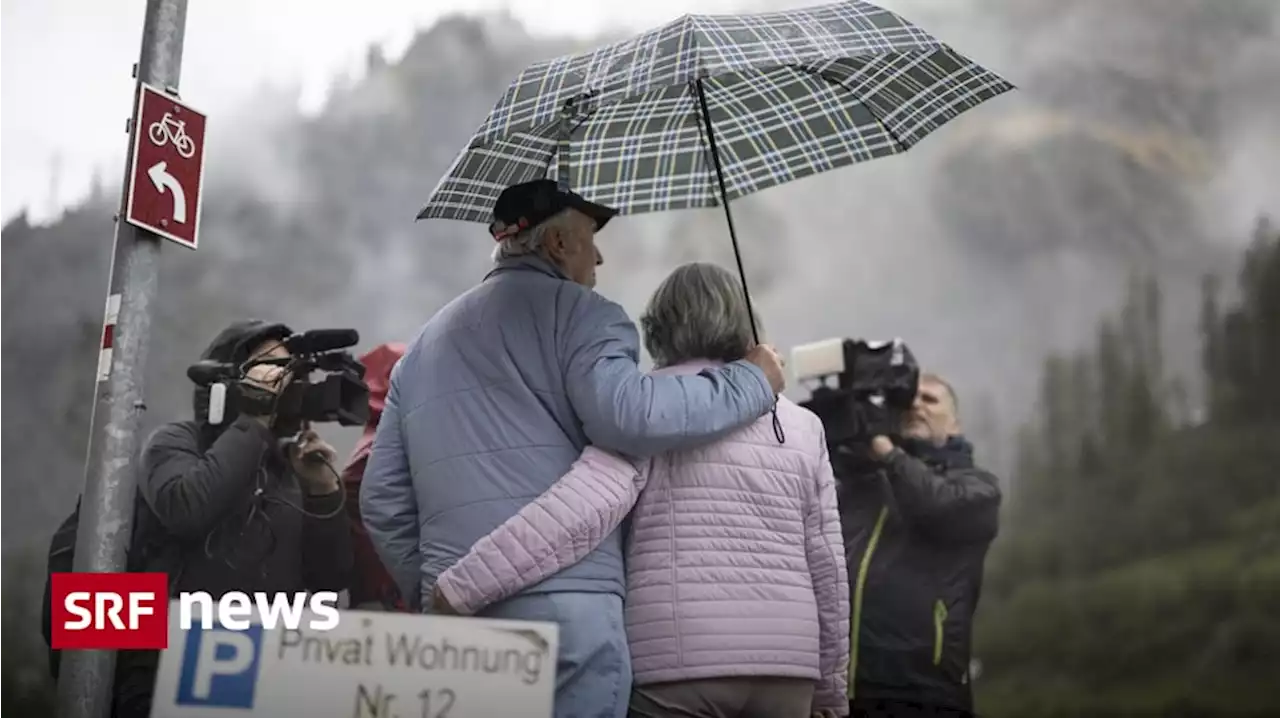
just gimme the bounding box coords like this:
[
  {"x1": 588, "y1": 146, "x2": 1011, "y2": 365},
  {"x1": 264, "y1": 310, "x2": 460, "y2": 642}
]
[{"x1": 3, "y1": 0, "x2": 884, "y2": 224}]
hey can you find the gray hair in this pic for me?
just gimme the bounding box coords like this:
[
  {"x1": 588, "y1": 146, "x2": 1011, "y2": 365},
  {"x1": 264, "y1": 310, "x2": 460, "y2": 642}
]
[
  {"x1": 921, "y1": 371, "x2": 960, "y2": 413},
  {"x1": 491, "y1": 208, "x2": 575, "y2": 262},
  {"x1": 640, "y1": 262, "x2": 760, "y2": 368}
]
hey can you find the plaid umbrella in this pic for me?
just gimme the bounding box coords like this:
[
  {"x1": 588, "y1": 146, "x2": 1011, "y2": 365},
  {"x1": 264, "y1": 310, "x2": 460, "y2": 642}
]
[
  {"x1": 418, "y1": 0, "x2": 1013, "y2": 223},
  {"x1": 419, "y1": 0, "x2": 1012, "y2": 371}
]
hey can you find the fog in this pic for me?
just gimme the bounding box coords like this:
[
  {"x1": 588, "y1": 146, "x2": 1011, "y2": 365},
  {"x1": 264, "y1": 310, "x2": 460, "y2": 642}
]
[{"x1": 3, "y1": 0, "x2": 1278, "y2": 563}]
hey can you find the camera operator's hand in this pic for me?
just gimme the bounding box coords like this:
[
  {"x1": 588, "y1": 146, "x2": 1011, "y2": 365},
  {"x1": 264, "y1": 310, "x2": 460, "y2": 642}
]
[
  {"x1": 240, "y1": 360, "x2": 290, "y2": 427},
  {"x1": 288, "y1": 425, "x2": 339, "y2": 495},
  {"x1": 243, "y1": 359, "x2": 289, "y2": 392},
  {"x1": 870, "y1": 435, "x2": 896, "y2": 459},
  {"x1": 746, "y1": 344, "x2": 787, "y2": 394}
]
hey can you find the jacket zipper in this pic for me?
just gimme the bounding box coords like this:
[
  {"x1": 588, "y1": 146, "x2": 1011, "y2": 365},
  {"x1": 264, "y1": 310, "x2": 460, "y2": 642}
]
[
  {"x1": 848, "y1": 505, "x2": 889, "y2": 699},
  {"x1": 933, "y1": 599, "x2": 949, "y2": 666}
]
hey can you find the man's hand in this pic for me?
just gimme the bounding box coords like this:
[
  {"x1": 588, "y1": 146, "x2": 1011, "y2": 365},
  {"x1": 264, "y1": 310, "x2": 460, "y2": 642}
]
[
  {"x1": 430, "y1": 586, "x2": 459, "y2": 616},
  {"x1": 288, "y1": 426, "x2": 340, "y2": 495},
  {"x1": 243, "y1": 358, "x2": 289, "y2": 393},
  {"x1": 746, "y1": 343, "x2": 787, "y2": 394},
  {"x1": 240, "y1": 359, "x2": 290, "y2": 427},
  {"x1": 870, "y1": 435, "x2": 895, "y2": 459},
  {"x1": 811, "y1": 709, "x2": 842, "y2": 718}
]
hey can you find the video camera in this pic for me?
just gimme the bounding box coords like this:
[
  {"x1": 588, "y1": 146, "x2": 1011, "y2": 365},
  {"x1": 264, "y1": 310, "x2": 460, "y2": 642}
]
[
  {"x1": 791, "y1": 337, "x2": 920, "y2": 450},
  {"x1": 187, "y1": 328, "x2": 371, "y2": 435}
]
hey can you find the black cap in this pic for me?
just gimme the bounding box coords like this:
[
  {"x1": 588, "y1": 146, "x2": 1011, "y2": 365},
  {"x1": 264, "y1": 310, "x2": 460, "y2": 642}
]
[
  {"x1": 200, "y1": 319, "x2": 293, "y2": 366},
  {"x1": 489, "y1": 179, "x2": 617, "y2": 241}
]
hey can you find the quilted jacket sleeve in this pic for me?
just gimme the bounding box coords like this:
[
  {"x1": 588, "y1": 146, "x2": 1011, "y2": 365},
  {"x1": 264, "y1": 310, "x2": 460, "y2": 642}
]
[
  {"x1": 805, "y1": 437, "x2": 851, "y2": 713},
  {"x1": 435, "y1": 447, "x2": 647, "y2": 616}
]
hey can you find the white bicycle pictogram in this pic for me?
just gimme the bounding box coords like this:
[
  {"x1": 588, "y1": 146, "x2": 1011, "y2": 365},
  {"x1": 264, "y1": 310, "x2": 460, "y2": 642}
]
[{"x1": 148, "y1": 112, "x2": 196, "y2": 159}]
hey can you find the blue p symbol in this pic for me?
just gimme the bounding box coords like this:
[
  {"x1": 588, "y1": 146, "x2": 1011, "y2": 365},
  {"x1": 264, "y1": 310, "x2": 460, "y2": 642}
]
[{"x1": 176, "y1": 623, "x2": 264, "y2": 708}]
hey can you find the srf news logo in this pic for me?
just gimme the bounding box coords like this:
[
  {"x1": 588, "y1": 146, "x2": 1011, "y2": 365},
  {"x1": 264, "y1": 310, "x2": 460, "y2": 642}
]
[
  {"x1": 51, "y1": 573, "x2": 170, "y2": 650},
  {"x1": 51, "y1": 573, "x2": 342, "y2": 650}
]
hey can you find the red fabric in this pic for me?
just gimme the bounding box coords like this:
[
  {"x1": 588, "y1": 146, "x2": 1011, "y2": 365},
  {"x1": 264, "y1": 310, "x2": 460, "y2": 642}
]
[{"x1": 342, "y1": 342, "x2": 409, "y2": 611}]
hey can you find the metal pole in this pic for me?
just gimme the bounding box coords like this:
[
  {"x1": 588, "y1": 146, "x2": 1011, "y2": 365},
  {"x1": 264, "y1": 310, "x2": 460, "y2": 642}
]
[{"x1": 55, "y1": 1, "x2": 188, "y2": 717}]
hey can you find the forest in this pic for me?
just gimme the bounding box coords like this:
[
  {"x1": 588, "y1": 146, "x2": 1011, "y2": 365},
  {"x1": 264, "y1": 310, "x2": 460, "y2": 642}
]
[{"x1": 974, "y1": 217, "x2": 1280, "y2": 717}]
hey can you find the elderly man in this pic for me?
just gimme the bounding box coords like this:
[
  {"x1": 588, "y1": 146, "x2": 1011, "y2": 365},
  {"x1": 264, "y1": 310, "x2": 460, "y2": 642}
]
[
  {"x1": 360, "y1": 179, "x2": 786, "y2": 718},
  {"x1": 840, "y1": 373, "x2": 1002, "y2": 718}
]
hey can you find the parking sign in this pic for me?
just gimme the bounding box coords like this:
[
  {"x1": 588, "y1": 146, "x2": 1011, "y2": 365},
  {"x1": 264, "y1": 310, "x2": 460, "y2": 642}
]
[
  {"x1": 176, "y1": 623, "x2": 265, "y2": 708},
  {"x1": 148, "y1": 601, "x2": 558, "y2": 718}
]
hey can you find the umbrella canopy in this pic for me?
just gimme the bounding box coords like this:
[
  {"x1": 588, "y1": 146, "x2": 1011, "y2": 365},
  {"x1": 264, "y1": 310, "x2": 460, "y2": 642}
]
[{"x1": 418, "y1": 0, "x2": 1014, "y2": 223}]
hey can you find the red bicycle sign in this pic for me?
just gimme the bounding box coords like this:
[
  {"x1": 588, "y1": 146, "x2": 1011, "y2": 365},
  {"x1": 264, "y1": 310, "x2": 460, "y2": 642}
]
[{"x1": 124, "y1": 83, "x2": 208, "y2": 250}]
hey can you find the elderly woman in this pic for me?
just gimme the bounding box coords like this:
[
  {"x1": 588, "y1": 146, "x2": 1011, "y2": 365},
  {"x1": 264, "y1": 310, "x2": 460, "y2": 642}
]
[{"x1": 433, "y1": 262, "x2": 850, "y2": 718}]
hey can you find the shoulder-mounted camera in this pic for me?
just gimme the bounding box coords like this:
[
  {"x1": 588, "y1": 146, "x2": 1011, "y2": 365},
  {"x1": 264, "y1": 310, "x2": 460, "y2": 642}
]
[
  {"x1": 791, "y1": 337, "x2": 920, "y2": 449},
  {"x1": 187, "y1": 328, "x2": 371, "y2": 435}
]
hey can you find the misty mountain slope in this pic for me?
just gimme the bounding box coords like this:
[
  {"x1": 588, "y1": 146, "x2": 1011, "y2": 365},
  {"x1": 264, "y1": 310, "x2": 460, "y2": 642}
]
[
  {"x1": 2, "y1": 208, "x2": 114, "y2": 534},
  {"x1": 0, "y1": 17, "x2": 596, "y2": 560},
  {"x1": 915, "y1": 0, "x2": 1279, "y2": 423},
  {"x1": 4, "y1": 2, "x2": 1277, "y2": 558}
]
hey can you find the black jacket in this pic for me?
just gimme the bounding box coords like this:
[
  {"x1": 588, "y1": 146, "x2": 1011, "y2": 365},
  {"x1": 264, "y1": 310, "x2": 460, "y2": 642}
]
[
  {"x1": 837, "y1": 437, "x2": 1001, "y2": 713},
  {"x1": 141, "y1": 416, "x2": 353, "y2": 595},
  {"x1": 112, "y1": 320, "x2": 354, "y2": 718},
  {"x1": 113, "y1": 417, "x2": 354, "y2": 717}
]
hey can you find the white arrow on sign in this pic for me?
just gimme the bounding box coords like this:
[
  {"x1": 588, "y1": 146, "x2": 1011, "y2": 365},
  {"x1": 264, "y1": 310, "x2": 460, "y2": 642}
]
[{"x1": 147, "y1": 161, "x2": 187, "y2": 224}]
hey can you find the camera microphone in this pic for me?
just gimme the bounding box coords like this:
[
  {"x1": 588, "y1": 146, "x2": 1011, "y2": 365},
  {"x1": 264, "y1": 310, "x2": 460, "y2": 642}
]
[{"x1": 284, "y1": 328, "x2": 360, "y2": 355}]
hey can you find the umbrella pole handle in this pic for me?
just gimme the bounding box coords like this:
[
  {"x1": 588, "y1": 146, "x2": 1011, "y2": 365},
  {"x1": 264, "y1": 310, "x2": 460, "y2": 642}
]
[
  {"x1": 695, "y1": 78, "x2": 785, "y2": 445},
  {"x1": 694, "y1": 78, "x2": 759, "y2": 346}
]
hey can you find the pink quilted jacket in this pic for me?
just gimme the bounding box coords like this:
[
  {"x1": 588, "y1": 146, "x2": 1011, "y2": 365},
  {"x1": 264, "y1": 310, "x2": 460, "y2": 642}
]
[{"x1": 436, "y1": 361, "x2": 850, "y2": 712}]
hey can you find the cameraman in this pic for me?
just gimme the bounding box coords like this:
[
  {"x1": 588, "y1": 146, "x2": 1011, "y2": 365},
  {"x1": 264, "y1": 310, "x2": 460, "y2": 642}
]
[
  {"x1": 114, "y1": 320, "x2": 354, "y2": 718},
  {"x1": 840, "y1": 373, "x2": 1001, "y2": 718}
]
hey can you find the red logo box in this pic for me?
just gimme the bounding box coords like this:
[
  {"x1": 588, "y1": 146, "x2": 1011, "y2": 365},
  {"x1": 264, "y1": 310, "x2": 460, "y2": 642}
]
[{"x1": 50, "y1": 573, "x2": 170, "y2": 650}]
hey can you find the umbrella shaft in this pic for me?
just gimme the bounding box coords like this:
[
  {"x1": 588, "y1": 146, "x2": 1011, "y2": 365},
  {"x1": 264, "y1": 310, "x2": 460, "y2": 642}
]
[{"x1": 694, "y1": 78, "x2": 760, "y2": 346}]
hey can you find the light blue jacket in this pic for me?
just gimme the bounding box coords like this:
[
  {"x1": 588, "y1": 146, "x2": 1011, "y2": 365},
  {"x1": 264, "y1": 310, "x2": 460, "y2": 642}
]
[{"x1": 359, "y1": 254, "x2": 775, "y2": 607}]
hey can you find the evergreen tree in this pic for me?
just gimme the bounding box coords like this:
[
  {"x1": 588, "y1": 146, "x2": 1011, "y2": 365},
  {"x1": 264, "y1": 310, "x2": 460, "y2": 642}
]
[
  {"x1": 1209, "y1": 219, "x2": 1280, "y2": 424},
  {"x1": 978, "y1": 216, "x2": 1280, "y2": 718},
  {"x1": 1093, "y1": 318, "x2": 1127, "y2": 451},
  {"x1": 1070, "y1": 354, "x2": 1103, "y2": 476},
  {"x1": 1198, "y1": 272, "x2": 1225, "y2": 418}
]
